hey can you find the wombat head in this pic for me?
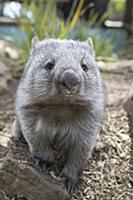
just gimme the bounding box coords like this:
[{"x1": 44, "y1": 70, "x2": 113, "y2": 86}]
[{"x1": 24, "y1": 37, "x2": 102, "y2": 105}]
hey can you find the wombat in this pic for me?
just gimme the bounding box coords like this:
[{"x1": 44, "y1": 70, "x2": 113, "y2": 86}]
[{"x1": 12, "y1": 37, "x2": 104, "y2": 194}]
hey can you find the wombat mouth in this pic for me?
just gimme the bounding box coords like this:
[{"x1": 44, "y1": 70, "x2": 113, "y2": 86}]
[
  {"x1": 65, "y1": 90, "x2": 73, "y2": 96},
  {"x1": 64, "y1": 89, "x2": 75, "y2": 96},
  {"x1": 63, "y1": 86, "x2": 79, "y2": 97}
]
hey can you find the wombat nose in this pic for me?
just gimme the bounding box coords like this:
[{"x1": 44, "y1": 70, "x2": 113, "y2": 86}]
[{"x1": 61, "y1": 70, "x2": 80, "y2": 91}]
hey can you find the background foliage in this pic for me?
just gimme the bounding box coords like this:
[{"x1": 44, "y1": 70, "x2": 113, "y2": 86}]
[{"x1": 18, "y1": 0, "x2": 114, "y2": 62}]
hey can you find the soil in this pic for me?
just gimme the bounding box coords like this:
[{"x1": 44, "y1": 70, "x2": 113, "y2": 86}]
[{"x1": 0, "y1": 59, "x2": 133, "y2": 200}]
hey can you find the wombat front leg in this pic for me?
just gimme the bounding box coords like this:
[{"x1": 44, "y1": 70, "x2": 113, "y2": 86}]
[
  {"x1": 19, "y1": 114, "x2": 55, "y2": 170},
  {"x1": 29, "y1": 134, "x2": 55, "y2": 171},
  {"x1": 61, "y1": 130, "x2": 96, "y2": 193},
  {"x1": 12, "y1": 118, "x2": 27, "y2": 144}
]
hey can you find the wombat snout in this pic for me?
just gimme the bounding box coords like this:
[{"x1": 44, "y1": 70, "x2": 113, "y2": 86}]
[{"x1": 59, "y1": 70, "x2": 80, "y2": 95}]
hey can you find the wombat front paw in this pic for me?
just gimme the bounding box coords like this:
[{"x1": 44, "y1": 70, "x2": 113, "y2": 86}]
[
  {"x1": 32, "y1": 151, "x2": 55, "y2": 171},
  {"x1": 60, "y1": 168, "x2": 79, "y2": 194}
]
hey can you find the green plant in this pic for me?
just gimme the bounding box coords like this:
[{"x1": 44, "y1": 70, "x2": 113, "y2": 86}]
[
  {"x1": 70, "y1": 19, "x2": 115, "y2": 59},
  {"x1": 83, "y1": 34, "x2": 114, "y2": 59},
  {"x1": 18, "y1": 1, "x2": 66, "y2": 61},
  {"x1": 110, "y1": 0, "x2": 126, "y2": 12},
  {"x1": 92, "y1": 34, "x2": 114, "y2": 58},
  {"x1": 18, "y1": 0, "x2": 115, "y2": 63},
  {"x1": 18, "y1": 0, "x2": 84, "y2": 62}
]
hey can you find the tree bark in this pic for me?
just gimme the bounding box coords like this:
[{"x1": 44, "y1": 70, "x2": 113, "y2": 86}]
[
  {"x1": 0, "y1": 156, "x2": 69, "y2": 200},
  {"x1": 124, "y1": 94, "x2": 133, "y2": 184},
  {"x1": 124, "y1": 0, "x2": 133, "y2": 33}
]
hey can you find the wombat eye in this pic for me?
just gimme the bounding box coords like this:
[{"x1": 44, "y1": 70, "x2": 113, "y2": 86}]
[
  {"x1": 45, "y1": 61, "x2": 55, "y2": 70},
  {"x1": 81, "y1": 63, "x2": 88, "y2": 72}
]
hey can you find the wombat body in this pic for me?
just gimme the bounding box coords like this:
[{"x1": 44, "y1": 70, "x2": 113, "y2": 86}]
[{"x1": 13, "y1": 37, "x2": 104, "y2": 193}]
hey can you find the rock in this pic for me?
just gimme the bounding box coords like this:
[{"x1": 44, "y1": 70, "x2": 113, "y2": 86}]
[
  {"x1": 0, "y1": 145, "x2": 9, "y2": 159},
  {"x1": 0, "y1": 62, "x2": 12, "y2": 94},
  {"x1": 98, "y1": 59, "x2": 133, "y2": 75},
  {"x1": 0, "y1": 156, "x2": 69, "y2": 200},
  {"x1": 0, "y1": 40, "x2": 19, "y2": 60},
  {"x1": 4, "y1": 46, "x2": 19, "y2": 60},
  {"x1": 124, "y1": 94, "x2": 133, "y2": 123},
  {"x1": 0, "y1": 128, "x2": 11, "y2": 149},
  {"x1": 0, "y1": 62, "x2": 8, "y2": 75},
  {"x1": 0, "y1": 190, "x2": 10, "y2": 200}
]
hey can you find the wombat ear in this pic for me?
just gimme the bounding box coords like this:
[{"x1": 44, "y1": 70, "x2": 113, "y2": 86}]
[
  {"x1": 86, "y1": 37, "x2": 93, "y2": 49},
  {"x1": 31, "y1": 36, "x2": 40, "y2": 48},
  {"x1": 86, "y1": 37, "x2": 95, "y2": 56}
]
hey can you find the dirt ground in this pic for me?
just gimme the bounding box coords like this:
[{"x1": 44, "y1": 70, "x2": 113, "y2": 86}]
[{"x1": 0, "y1": 60, "x2": 133, "y2": 200}]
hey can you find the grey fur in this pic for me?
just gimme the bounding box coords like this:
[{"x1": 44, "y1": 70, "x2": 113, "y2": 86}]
[{"x1": 13, "y1": 38, "x2": 104, "y2": 193}]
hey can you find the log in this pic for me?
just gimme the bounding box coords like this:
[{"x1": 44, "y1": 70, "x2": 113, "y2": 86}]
[
  {"x1": 0, "y1": 156, "x2": 69, "y2": 200},
  {"x1": 124, "y1": 94, "x2": 133, "y2": 133},
  {"x1": 124, "y1": 94, "x2": 133, "y2": 183}
]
